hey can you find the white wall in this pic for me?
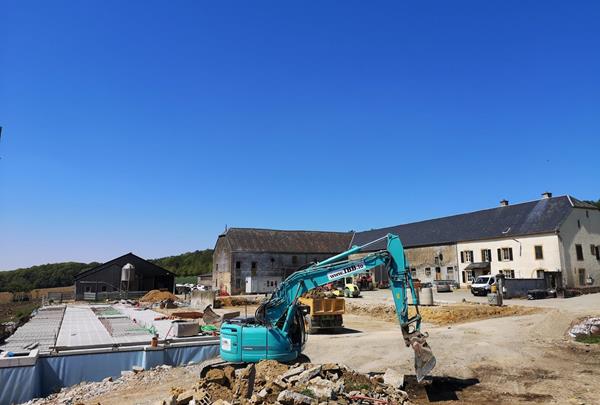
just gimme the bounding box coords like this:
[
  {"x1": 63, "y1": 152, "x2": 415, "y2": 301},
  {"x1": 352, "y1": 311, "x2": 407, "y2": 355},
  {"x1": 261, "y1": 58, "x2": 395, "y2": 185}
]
[
  {"x1": 456, "y1": 234, "x2": 562, "y2": 283},
  {"x1": 558, "y1": 208, "x2": 600, "y2": 288}
]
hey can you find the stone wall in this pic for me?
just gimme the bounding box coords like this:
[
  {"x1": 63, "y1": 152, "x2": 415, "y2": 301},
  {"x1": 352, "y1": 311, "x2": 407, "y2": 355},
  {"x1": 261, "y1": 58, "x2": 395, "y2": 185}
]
[
  {"x1": 404, "y1": 244, "x2": 459, "y2": 283},
  {"x1": 229, "y1": 252, "x2": 335, "y2": 295}
]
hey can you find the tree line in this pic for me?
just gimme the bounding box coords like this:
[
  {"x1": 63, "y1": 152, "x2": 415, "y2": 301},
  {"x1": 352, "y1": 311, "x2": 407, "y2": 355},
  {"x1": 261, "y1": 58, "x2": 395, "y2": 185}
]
[
  {"x1": 585, "y1": 199, "x2": 600, "y2": 209},
  {"x1": 0, "y1": 249, "x2": 213, "y2": 293}
]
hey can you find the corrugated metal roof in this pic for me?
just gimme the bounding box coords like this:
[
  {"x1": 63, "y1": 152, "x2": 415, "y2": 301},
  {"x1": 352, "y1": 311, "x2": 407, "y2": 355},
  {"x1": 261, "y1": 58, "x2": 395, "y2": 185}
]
[
  {"x1": 353, "y1": 195, "x2": 591, "y2": 251},
  {"x1": 221, "y1": 228, "x2": 353, "y2": 253},
  {"x1": 75, "y1": 253, "x2": 175, "y2": 280}
]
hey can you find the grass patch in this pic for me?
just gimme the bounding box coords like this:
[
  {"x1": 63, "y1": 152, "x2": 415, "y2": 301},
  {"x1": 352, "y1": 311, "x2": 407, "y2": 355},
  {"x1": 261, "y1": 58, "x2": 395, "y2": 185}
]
[
  {"x1": 575, "y1": 335, "x2": 600, "y2": 344},
  {"x1": 345, "y1": 383, "x2": 371, "y2": 391},
  {"x1": 299, "y1": 388, "x2": 315, "y2": 398}
]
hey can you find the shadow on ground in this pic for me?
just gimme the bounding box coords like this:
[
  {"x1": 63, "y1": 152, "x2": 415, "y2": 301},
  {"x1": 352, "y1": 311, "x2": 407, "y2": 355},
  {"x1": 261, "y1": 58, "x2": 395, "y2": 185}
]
[
  {"x1": 404, "y1": 375, "x2": 480, "y2": 402},
  {"x1": 311, "y1": 327, "x2": 362, "y2": 335}
]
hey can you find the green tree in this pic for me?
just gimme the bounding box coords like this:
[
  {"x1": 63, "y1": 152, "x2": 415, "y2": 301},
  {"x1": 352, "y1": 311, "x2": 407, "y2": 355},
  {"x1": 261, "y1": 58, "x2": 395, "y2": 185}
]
[{"x1": 0, "y1": 250, "x2": 213, "y2": 292}]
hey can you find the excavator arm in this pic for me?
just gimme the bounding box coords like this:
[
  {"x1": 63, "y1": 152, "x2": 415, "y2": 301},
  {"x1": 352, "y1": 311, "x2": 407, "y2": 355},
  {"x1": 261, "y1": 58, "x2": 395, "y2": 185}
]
[{"x1": 220, "y1": 234, "x2": 436, "y2": 381}]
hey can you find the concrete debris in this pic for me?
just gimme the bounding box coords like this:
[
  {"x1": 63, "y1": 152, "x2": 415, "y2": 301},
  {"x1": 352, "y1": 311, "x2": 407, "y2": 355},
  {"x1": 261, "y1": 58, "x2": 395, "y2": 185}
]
[
  {"x1": 383, "y1": 368, "x2": 405, "y2": 389},
  {"x1": 299, "y1": 365, "x2": 323, "y2": 385},
  {"x1": 175, "y1": 390, "x2": 194, "y2": 405},
  {"x1": 569, "y1": 317, "x2": 600, "y2": 338},
  {"x1": 21, "y1": 363, "x2": 194, "y2": 405},
  {"x1": 306, "y1": 376, "x2": 336, "y2": 399},
  {"x1": 193, "y1": 360, "x2": 409, "y2": 404},
  {"x1": 257, "y1": 388, "x2": 269, "y2": 398},
  {"x1": 211, "y1": 400, "x2": 231, "y2": 405},
  {"x1": 282, "y1": 365, "x2": 305, "y2": 381},
  {"x1": 21, "y1": 360, "x2": 410, "y2": 405},
  {"x1": 132, "y1": 365, "x2": 145, "y2": 373},
  {"x1": 277, "y1": 390, "x2": 314, "y2": 405}
]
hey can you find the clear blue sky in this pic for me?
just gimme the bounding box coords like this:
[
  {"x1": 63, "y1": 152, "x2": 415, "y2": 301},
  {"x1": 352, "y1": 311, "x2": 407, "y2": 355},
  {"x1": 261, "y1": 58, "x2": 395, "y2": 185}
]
[{"x1": 1, "y1": 1, "x2": 599, "y2": 270}]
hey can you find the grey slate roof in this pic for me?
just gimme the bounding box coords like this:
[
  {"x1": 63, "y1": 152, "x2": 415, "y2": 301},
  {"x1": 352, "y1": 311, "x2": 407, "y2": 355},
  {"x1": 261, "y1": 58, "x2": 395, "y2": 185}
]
[
  {"x1": 220, "y1": 228, "x2": 353, "y2": 253},
  {"x1": 352, "y1": 195, "x2": 596, "y2": 251}
]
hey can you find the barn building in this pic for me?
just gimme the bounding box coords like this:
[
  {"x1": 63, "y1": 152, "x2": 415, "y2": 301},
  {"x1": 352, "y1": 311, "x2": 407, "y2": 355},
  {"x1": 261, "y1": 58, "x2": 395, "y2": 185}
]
[
  {"x1": 349, "y1": 193, "x2": 600, "y2": 291},
  {"x1": 212, "y1": 228, "x2": 353, "y2": 295},
  {"x1": 213, "y1": 194, "x2": 600, "y2": 294},
  {"x1": 74, "y1": 253, "x2": 175, "y2": 300}
]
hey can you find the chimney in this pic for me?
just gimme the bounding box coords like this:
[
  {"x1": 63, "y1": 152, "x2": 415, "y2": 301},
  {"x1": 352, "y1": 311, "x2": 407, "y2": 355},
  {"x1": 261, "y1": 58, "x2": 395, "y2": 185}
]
[
  {"x1": 500, "y1": 199, "x2": 509, "y2": 207},
  {"x1": 542, "y1": 192, "x2": 552, "y2": 199}
]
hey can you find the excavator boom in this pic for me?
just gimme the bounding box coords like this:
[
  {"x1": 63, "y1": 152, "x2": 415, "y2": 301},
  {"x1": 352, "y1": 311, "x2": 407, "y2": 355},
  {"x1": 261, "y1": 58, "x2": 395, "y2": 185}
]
[{"x1": 219, "y1": 234, "x2": 436, "y2": 381}]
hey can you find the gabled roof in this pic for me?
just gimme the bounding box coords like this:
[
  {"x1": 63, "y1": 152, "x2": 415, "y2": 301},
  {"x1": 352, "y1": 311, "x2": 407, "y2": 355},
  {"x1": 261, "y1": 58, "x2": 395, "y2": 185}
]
[
  {"x1": 352, "y1": 195, "x2": 593, "y2": 251},
  {"x1": 74, "y1": 252, "x2": 175, "y2": 280},
  {"x1": 218, "y1": 228, "x2": 353, "y2": 253}
]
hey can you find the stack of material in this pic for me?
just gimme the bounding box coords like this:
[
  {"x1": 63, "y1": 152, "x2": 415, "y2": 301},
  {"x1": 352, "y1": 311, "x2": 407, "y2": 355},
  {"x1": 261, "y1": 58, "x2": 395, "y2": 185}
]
[
  {"x1": 0, "y1": 306, "x2": 65, "y2": 354},
  {"x1": 160, "y1": 360, "x2": 410, "y2": 405}
]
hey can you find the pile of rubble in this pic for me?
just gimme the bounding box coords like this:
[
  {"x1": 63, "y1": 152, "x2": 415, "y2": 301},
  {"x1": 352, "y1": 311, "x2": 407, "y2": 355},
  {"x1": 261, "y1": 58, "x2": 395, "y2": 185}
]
[
  {"x1": 22, "y1": 364, "x2": 176, "y2": 405},
  {"x1": 163, "y1": 360, "x2": 410, "y2": 405},
  {"x1": 569, "y1": 317, "x2": 600, "y2": 338}
]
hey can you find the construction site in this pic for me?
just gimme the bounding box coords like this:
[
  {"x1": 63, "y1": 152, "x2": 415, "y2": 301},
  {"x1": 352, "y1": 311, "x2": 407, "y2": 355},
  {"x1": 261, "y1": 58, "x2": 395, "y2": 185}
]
[
  {"x1": 3, "y1": 0, "x2": 600, "y2": 403},
  {"x1": 2, "y1": 240, "x2": 600, "y2": 405}
]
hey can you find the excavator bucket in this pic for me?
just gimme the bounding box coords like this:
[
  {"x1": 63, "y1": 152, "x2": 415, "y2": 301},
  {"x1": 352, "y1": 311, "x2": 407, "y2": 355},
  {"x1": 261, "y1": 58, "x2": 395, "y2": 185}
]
[{"x1": 409, "y1": 333, "x2": 437, "y2": 382}]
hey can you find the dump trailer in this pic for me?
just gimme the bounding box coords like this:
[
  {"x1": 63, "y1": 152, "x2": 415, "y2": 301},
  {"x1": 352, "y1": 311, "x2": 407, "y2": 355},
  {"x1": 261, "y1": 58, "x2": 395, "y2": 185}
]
[{"x1": 298, "y1": 296, "x2": 345, "y2": 334}]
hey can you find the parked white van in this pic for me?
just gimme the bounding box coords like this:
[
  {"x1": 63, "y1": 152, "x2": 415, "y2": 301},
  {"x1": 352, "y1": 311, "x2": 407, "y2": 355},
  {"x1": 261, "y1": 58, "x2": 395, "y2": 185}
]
[{"x1": 470, "y1": 275, "x2": 496, "y2": 296}]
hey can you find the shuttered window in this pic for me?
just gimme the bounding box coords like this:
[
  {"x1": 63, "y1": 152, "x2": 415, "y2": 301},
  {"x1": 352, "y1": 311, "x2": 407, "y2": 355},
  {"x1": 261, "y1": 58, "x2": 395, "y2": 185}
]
[
  {"x1": 461, "y1": 251, "x2": 473, "y2": 263},
  {"x1": 499, "y1": 248, "x2": 513, "y2": 261}
]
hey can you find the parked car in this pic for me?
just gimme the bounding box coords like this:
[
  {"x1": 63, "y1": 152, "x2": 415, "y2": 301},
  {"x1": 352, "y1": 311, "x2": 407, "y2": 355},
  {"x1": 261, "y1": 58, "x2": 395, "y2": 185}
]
[
  {"x1": 527, "y1": 289, "x2": 558, "y2": 300},
  {"x1": 471, "y1": 275, "x2": 496, "y2": 296},
  {"x1": 433, "y1": 280, "x2": 453, "y2": 293}
]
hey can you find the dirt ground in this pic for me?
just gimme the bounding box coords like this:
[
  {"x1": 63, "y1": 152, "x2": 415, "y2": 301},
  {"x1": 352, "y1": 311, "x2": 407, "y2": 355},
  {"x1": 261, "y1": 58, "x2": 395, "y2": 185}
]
[
  {"x1": 304, "y1": 295, "x2": 600, "y2": 404},
  {"x1": 345, "y1": 300, "x2": 540, "y2": 325},
  {"x1": 26, "y1": 291, "x2": 600, "y2": 405}
]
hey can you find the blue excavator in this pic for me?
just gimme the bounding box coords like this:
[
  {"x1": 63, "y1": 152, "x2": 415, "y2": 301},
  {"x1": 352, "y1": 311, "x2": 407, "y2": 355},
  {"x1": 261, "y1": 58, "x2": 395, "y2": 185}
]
[{"x1": 219, "y1": 233, "x2": 436, "y2": 382}]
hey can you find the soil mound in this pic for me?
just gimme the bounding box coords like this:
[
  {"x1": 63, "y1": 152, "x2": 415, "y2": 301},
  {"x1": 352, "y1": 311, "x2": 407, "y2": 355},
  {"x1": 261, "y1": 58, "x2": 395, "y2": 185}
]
[{"x1": 140, "y1": 290, "x2": 178, "y2": 303}]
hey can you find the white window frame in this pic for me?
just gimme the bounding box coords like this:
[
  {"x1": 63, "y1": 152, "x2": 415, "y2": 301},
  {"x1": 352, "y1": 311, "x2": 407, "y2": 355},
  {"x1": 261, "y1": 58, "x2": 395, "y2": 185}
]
[
  {"x1": 501, "y1": 247, "x2": 513, "y2": 262},
  {"x1": 424, "y1": 267, "x2": 431, "y2": 277},
  {"x1": 481, "y1": 249, "x2": 491, "y2": 262},
  {"x1": 462, "y1": 250, "x2": 474, "y2": 263},
  {"x1": 466, "y1": 270, "x2": 474, "y2": 282},
  {"x1": 500, "y1": 269, "x2": 515, "y2": 278}
]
